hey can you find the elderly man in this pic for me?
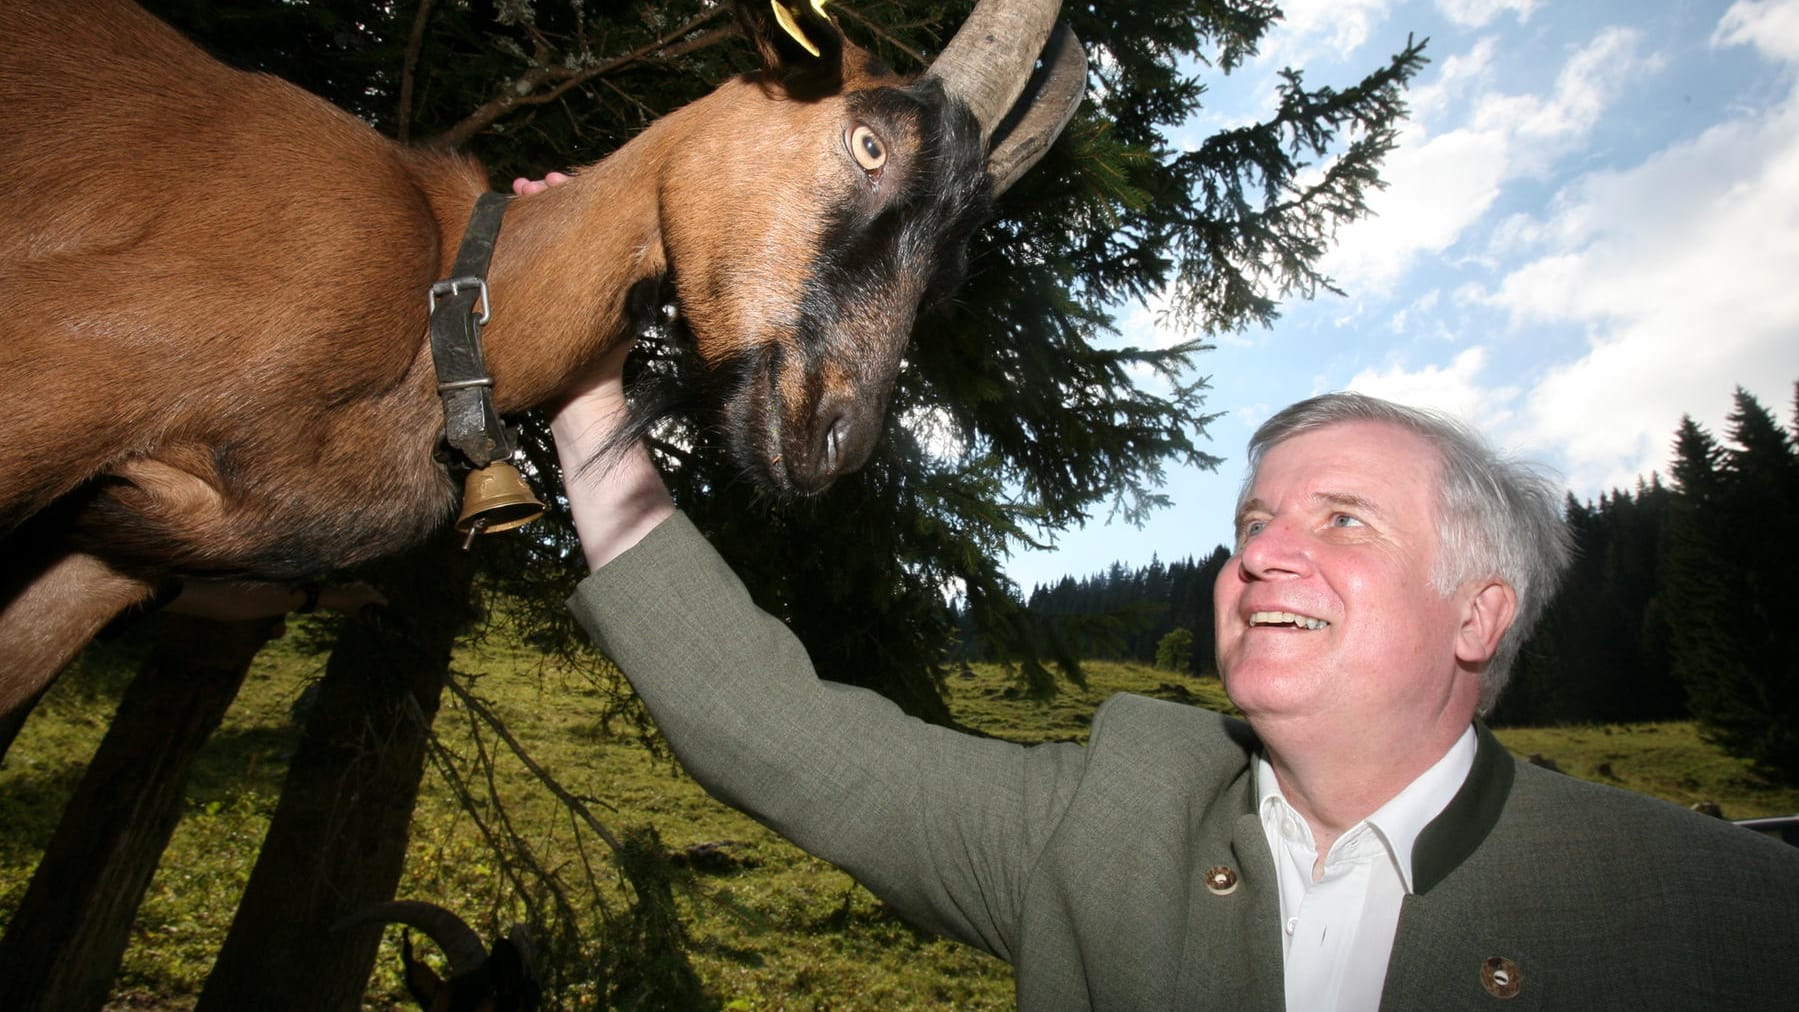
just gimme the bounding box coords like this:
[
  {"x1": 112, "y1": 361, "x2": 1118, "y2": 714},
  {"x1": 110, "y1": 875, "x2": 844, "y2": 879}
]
[{"x1": 552, "y1": 369, "x2": 1799, "y2": 1008}]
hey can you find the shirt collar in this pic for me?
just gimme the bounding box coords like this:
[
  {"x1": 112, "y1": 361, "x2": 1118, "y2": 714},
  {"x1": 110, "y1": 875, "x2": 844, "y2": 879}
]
[{"x1": 1254, "y1": 725, "x2": 1477, "y2": 892}]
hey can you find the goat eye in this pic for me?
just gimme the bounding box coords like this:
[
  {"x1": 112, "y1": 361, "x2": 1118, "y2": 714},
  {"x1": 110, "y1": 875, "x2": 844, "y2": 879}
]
[{"x1": 847, "y1": 124, "x2": 887, "y2": 174}]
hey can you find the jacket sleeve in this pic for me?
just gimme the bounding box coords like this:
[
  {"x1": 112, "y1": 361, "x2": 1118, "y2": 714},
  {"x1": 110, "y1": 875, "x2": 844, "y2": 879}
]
[{"x1": 566, "y1": 511, "x2": 1088, "y2": 961}]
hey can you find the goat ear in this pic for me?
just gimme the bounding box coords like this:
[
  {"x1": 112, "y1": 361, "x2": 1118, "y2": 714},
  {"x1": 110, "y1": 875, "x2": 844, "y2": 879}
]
[
  {"x1": 399, "y1": 931, "x2": 446, "y2": 1009},
  {"x1": 488, "y1": 937, "x2": 541, "y2": 1003},
  {"x1": 736, "y1": 0, "x2": 846, "y2": 97}
]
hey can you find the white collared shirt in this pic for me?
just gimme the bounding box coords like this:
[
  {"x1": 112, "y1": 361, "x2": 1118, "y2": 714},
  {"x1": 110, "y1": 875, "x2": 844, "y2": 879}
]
[{"x1": 1256, "y1": 726, "x2": 1477, "y2": 1012}]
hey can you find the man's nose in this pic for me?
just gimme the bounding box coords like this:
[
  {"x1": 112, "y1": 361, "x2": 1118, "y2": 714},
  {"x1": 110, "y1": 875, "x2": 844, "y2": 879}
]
[{"x1": 1237, "y1": 516, "x2": 1310, "y2": 579}]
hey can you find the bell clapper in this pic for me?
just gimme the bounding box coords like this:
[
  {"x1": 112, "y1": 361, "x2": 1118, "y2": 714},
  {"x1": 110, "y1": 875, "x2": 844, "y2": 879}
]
[{"x1": 460, "y1": 516, "x2": 489, "y2": 551}]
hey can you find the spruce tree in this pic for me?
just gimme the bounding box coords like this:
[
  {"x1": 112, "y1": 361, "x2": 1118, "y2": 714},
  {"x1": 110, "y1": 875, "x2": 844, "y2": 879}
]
[
  {"x1": 138, "y1": 0, "x2": 1425, "y2": 715},
  {"x1": 566, "y1": 2, "x2": 1424, "y2": 712},
  {"x1": 1711, "y1": 390, "x2": 1799, "y2": 777},
  {"x1": 1665, "y1": 391, "x2": 1799, "y2": 782},
  {"x1": 1665, "y1": 417, "x2": 1738, "y2": 734}
]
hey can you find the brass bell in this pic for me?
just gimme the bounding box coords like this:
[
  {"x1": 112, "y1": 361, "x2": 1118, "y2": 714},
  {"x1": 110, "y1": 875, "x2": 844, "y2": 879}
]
[{"x1": 455, "y1": 460, "x2": 546, "y2": 547}]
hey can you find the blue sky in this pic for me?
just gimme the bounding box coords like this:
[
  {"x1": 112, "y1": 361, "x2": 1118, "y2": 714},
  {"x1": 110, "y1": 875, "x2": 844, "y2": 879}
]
[{"x1": 1002, "y1": 0, "x2": 1799, "y2": 593}]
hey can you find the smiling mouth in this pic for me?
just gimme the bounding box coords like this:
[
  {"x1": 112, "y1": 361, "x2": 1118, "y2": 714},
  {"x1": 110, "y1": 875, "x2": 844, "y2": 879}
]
[{"x1": 1248, "y1": 611, "x2": 1330, "y2": 630}]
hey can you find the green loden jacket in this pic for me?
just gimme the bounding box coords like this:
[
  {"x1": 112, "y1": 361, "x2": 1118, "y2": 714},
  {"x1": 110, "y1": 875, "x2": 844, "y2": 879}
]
[{"x1": 570, "y1": 512, "x2": 1799, "y2": 1010}]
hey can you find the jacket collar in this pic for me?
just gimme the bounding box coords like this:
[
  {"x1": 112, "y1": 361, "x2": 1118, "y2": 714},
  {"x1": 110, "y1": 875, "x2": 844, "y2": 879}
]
[{"x1": 1410, "y1": 721, "x2": 1514, "y2": 894}]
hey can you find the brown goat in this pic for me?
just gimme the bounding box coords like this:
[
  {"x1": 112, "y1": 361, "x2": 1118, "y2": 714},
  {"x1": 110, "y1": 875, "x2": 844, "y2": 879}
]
[{"x1": 0, "y1": 0, "x2": 1084, "y2": 708}]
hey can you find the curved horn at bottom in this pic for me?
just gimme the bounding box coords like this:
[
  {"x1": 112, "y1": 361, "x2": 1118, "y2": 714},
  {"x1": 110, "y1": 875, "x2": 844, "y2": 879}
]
[{"x1": 334, "y1": 899, "x2": 490, "y2": 978}]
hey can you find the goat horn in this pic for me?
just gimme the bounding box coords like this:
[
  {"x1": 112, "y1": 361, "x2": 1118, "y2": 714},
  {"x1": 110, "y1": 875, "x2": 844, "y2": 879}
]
[
  {"x1": 925, "y1": 0, "x2": 1084, "y2": 196},
  {"x1": 334, "y1": 900, "x2": 490, "y2": 978},
  {"x1": 926, "y1": 0, "x2": 1061, "y2": 132},
  {"x1": 982, "y1": 21, "x2": 1086, "y2": 197}
]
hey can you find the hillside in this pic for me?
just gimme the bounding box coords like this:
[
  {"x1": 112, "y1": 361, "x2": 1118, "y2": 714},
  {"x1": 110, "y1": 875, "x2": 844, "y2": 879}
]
[{"x1": 2, "y1": 619, "x2": 1793, "y2": 1009}]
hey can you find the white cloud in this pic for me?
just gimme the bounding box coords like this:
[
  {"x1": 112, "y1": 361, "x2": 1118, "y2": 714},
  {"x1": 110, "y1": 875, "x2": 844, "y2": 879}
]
[
  {"x1": 1388, "y1": 288, "x2": 1442, "y2": 332},
  {"x1": 1485, "y1": 210, "x2": 1549, "y2": 257},
  {"x1": 1488, "y1": 72, "x2": 1799, "y2": 493},
  {"x1": 1118, "y1": 295, "x2": 1183, "y2": 352},
  {"x1": 1434, "y1": 0, "x2": 1540, "y2": 29},
  {"x1": 1497, "y1": 27, "x2": 1650, "y2": 148},
  {"x1": 1345, "y1": 346, "x2": 1521, "y2": 426},
  {"x1": 1714, "y1": 0, "x2": 1799, "y2": 63},
  {"x1": 1255, "y1": 0, "x2": 1396, "y2": 68},
  {"x1": 1407, "y1": 36, "x2": 1500, "y2": 124},
  {"x1": 1318, "y1": 123, "x2": 1511, "y2": 290},
  {"x1": 1320, "y1": 26, "x2": 1648, "y2": 293}
]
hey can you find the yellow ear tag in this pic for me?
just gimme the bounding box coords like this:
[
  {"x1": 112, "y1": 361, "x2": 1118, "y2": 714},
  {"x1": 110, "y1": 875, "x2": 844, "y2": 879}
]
[{"x1": 771, "y1": 1, "x2": 822, "y2": 58}]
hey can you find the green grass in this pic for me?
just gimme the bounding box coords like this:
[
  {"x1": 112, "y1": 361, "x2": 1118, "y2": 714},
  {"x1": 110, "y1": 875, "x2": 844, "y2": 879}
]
[
  {"x1": 3, "y1": 630, "x2": 1795, "y2": 1010},
  {"x1": 1486, "y1": 721, "x2": 1799, "y2": 819}
]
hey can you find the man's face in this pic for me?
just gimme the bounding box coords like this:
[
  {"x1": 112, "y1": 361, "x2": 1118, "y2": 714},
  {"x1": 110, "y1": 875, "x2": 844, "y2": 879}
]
[{"x1": 1213, "y1": 420, "x2": 1483, "y2": 740}]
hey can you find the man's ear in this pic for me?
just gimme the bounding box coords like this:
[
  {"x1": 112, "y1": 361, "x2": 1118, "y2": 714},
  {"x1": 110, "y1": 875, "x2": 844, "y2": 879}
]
[
  {"x1": 735, "y1": 0, "x2": 846, "y2": 98},
  {"x1": 1455, "y1": 580, "x2": 1517, "y2": 668}
]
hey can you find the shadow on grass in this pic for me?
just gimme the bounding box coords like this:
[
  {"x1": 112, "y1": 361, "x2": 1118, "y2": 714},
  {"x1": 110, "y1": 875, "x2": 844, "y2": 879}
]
[
  {"x1": 0, "y1": 697, "x2": 300, "y2": 874},
  {"x1": 176, "y1": 722, "x2": 304, "y2": 805},
  {"x1": 0, "y1": 764, "x2": 87, "y2": 866}
]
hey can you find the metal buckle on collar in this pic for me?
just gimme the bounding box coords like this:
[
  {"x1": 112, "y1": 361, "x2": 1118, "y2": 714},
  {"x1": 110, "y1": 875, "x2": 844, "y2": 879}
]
[{"x1": 427, "y1": 276, "x2": 491, "y2": 326}]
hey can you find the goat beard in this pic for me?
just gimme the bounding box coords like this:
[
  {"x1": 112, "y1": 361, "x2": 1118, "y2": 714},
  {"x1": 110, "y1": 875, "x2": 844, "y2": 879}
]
[{"x1": 571, "y1": 308, "x2": 724, "y2": 488}]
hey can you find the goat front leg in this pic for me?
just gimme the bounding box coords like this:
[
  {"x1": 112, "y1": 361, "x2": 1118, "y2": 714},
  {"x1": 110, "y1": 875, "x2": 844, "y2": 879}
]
[{"x1": 0, "y1": 551, "x2": 154, "y2": 717}]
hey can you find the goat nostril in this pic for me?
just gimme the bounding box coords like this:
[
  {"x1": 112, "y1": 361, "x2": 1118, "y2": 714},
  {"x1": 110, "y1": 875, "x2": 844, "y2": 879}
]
[
  {"x1": 820, "y1": 415, "x2": 848, "y2": 474},
  {"x1": 785, "y1": 402, "x2": 868, "y2": 493}
]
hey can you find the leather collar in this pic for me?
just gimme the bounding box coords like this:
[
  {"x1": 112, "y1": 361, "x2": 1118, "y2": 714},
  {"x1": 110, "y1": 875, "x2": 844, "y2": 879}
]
[{"x1": 428, "y1": 191, "x2": 513, "y2": 468}]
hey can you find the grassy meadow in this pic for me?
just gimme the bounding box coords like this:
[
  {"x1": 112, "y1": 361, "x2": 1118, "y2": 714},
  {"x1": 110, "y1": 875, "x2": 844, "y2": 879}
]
[{"x1": 2, "y1": 612, "x2": 1795, "y2": 1010}]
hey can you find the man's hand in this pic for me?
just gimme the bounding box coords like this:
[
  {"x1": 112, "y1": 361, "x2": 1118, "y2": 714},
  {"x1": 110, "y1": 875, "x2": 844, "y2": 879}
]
[
  {"x1": 510, "y1": 171, "x2": 571, "y2": 196},
  {"x1": 550, "y1": 358, "x2": 673, "y2": 572}
]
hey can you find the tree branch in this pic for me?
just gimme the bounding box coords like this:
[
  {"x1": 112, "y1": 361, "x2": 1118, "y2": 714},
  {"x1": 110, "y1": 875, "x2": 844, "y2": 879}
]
[
  {"x1": 831, "y1": 4, "x2": 932, "y2": 68},
  {"x1": 433, "y1": 9, "x2": 736, "y2": 148},
  {"x1": 443, "y1": 674, "x2": 624, "y2": 854},
  {"x1": 397, "y1": 0, "x2": 438, "y2": 143}
]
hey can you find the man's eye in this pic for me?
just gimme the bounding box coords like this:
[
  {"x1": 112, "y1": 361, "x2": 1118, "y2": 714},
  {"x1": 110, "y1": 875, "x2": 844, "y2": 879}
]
[
  {"x1": 1241, "y1": 520, "x2": 1268, "y2": 539},
  {"x1": 1329, "y1": 513, "x2": 1364, "y2": 528}
]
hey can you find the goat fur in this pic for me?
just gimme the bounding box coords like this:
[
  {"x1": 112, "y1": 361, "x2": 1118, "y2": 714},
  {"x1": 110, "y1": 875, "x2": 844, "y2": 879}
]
[{"x1": 0, "y1": 0, "x2": 1026, "y2": 709}]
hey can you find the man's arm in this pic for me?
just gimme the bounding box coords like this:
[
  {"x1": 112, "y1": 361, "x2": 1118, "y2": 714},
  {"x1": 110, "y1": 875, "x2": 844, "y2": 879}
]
[{"x1": 551, "y1": 370, "x2": 1085, "y2": 962}]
